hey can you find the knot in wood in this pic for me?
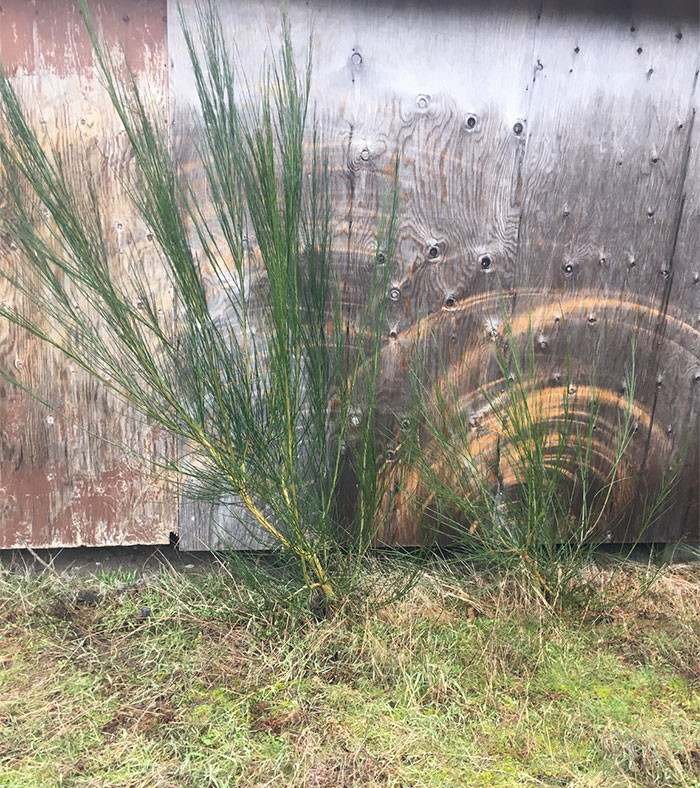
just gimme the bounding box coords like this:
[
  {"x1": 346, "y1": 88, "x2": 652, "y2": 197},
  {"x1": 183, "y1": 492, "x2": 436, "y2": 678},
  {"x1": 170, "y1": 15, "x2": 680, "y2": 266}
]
[
  {"x1": 416, "y1": 94, "x2": 430, "y2": 110},
  {"x1": 427, "y1": 243, "x2": 440, "y2": 260}
]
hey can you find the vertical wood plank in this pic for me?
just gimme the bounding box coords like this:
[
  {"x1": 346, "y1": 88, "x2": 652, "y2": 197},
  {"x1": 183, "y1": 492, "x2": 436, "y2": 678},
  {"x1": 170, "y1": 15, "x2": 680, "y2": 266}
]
[
  {"x1": 513, "y1": 0, "x2": 699, "y2": 541},
  {"x1": 0, "y1": 0, "x2": 176, "y2": 548}
]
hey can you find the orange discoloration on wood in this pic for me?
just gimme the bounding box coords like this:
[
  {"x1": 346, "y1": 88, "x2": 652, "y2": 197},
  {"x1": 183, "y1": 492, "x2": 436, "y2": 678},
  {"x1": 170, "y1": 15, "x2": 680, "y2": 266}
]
[{"x1": 0, "y1": 0, "x2": 174, "y2": 549}]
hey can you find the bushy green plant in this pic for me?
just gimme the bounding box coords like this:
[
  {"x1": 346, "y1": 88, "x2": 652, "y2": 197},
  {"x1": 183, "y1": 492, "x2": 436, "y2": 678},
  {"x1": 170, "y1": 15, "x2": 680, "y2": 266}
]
[
  {"x1": 0, "y1": 1, "x2": 405, "y2": 607},
  {"x1": 407, "y1": 321, "x2": 678, "y2": 610}
]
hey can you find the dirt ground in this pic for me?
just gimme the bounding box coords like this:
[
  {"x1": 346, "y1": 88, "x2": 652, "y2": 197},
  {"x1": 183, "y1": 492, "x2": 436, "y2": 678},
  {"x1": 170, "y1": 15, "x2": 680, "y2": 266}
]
[{"x1": 0, "y1": 545, "x2": 220, "y2": 579}]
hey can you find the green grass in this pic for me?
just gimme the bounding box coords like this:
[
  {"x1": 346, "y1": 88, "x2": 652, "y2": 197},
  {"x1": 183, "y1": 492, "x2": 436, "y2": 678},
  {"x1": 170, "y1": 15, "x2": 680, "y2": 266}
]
[{"x1": 2, "y1": 559, "x2": 700, "y2": 787}]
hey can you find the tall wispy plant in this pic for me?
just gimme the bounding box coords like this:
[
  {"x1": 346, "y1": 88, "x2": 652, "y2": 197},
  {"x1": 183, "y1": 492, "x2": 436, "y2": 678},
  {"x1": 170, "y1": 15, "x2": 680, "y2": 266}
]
[
  {"x1": 407, "y1": 323, "x2": 678, "y2": 611},
  {"x1": 0, "y1": 1, "x2": 403, "y2": 606}
]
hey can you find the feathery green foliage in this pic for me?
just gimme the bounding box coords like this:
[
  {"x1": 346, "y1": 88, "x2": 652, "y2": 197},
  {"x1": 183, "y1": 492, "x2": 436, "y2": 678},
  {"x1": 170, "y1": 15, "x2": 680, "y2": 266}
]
[
  {"x1": 0, "y1": 1, "x2": 404, "y2": 606},
  {"x1": 408, "y1": 322, "x2": 678, "y2": 610}
]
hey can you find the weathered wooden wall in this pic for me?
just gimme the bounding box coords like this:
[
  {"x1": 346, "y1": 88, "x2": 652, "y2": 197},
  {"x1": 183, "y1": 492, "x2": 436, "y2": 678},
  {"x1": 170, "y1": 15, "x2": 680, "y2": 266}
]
[
  {"x1": 0, "y1": 0, "x2": 698, "y2": 549},
  {"x1": 172, "y1": 0, "x2": 700, "y2": 550},
  {"x1": 0, "y1": 0, "x2": 175, "y2": 548}
]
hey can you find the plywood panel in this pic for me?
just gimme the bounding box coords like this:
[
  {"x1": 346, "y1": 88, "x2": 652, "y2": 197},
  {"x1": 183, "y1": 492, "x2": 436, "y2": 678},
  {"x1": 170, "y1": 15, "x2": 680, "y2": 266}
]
[
  {"x1": 512, "y1": 0, "x2": 699, "y2": 541},
  {"x1": 656, "y1": 83, "x2": 700, "y2": 540},
  {"x1": 0, "y1": 0, "x2": 176, "y2": 548},
  {"x1": 171, "y1": 0, "x2": 543, "y2": 550},
  {"x1": 175, "y1": 0, "x2": 700, "y2": 549},
  {"x1": 5, "y1": 0, "x2": 696, "y2": 550}
]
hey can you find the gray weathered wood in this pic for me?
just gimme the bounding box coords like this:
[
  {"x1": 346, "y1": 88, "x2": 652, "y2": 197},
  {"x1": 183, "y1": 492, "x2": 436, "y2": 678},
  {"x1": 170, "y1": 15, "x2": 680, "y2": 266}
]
[
  {"x1": 2, "y1": 0, "x2": 697, "y2": 549},
  {"x1": 510, "y1": 0, "x2": 699, "y2": 540},
  {"x1": 174, "y1": 0, "x2": 700, "y2": 549},
  {"x1": 171, "y1": 0, "x2": 543, "y2": 549}
]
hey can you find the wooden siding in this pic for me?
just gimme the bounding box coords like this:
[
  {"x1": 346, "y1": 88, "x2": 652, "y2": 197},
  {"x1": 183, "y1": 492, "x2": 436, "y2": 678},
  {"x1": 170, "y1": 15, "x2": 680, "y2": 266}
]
[
  {"x1": 0, "y1": 1, "x2": 175, "y2": 548},
  {"x1": 173, "y1": 0, "x2": 699, "y2": 550},
  {"x1": 0, "y1": 0, "x2": 698, "y2": 549}
]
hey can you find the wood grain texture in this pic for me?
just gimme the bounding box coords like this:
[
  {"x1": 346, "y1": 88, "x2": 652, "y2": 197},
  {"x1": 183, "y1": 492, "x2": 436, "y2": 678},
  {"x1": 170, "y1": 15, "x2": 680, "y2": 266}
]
[
  {"x1": 655, "y1": 61, "x2": 700, "y2": 541},
  {"x1": 172, "y1": 0, "x2": 698, "y2": 549},
  {"x1": 3, "y1": 0, "x2": 697, "y2": 550},
  {"x1": 171, "y1": 0, "x2": 543, "y2": 549},
  {"x1": 513, "y1": 0, "x2": 699, "y2": 541},
  {"x1": 0, "y1": 0, "x2": 175, "y2": 548}
]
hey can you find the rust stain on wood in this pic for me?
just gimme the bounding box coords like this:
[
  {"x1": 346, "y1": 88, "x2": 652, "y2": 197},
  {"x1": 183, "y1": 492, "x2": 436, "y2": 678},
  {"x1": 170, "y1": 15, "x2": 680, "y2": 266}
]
[
  {"x1": 1, "y1": 0, "x2": 698, "y2": 549},
  {"x1": 0, "y1": 0, "x2": 174, "y2": 549}
]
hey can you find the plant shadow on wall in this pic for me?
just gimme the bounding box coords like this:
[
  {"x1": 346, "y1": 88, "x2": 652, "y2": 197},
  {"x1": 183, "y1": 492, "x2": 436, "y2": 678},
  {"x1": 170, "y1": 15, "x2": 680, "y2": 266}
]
[
  {"x1": 0, "y1": 1, "x2": 415, "y2": 611},
  {"x1": 403, "y1": 318, "x2": 680, "y2": 612},
  {"x1": 0, "y1": 1, "x2": 680, "y2": 615}
]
